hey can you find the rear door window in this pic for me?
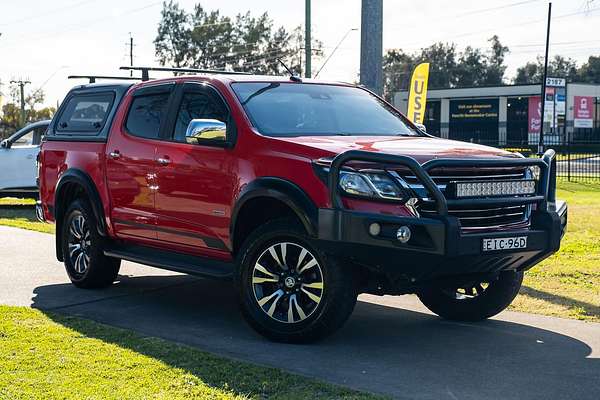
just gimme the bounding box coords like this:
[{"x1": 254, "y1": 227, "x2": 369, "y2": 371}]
[
  {"x1": 125, "y1": 92, "x2": 171, "y2": 139},
  {"x1": 56, "y1": 93, "x2": 114, "y2": 134}
]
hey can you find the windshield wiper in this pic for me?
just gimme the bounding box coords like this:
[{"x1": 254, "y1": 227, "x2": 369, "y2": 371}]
[{"x1": 241, "y1": 83, "x2": 280, "y2": 105}]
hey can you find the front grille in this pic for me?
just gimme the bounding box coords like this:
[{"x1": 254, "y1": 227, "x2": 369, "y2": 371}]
[
  {"x1": 403, "y1": 167, "x2": 532, "y2": 231},
  {"x1": 419, "y1": 203, "x2": 530, "y2": 229}
]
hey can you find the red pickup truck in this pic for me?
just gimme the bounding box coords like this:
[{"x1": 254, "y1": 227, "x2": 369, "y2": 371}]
[{"x1": 38, "y1": 70, "x2": 567, "y2": 342}]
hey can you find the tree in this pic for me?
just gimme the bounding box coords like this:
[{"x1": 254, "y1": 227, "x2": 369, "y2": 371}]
[
  {"x1": 484, "y1": 35, "x2": 509, "y2": 85},
  {"x1": 577, "y1": 56, "x2": 600, "y2": 84},
  {"x1": 0, "y1": 85, "x2": 55, "y2": 138},
  {"x1": 420, "y1": 42, "x2": 460, "y2": 89},
  {"x1": 455, "y1": 46, "x2": 487, "y2": 87},
  {"x1": 154, "y1": 1, "x2": 191, "y2": 68},
  {"x1": 514, "y1": 55, "x2": 579, "y2": 84},
  {"x1": 382, "y1": 36, "x2": 509, "y2": 98},
  {"x1": 154, "y1": 1, "x2": 321, "y2": 76}
]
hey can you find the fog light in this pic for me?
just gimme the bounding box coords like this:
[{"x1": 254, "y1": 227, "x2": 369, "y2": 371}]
[
  {"x1": 396, "y1": 226, "x2": 411, "y2": 243},
  {"x1": 369, "y1": 222, "x2": 381, "y2": 236}
]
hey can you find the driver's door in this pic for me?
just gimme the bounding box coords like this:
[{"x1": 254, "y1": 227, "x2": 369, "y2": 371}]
[
  {"x1": 0, "y1": 125, "x2": 44, "y2": 191},
  {"x1": 154, "y1": 82, "x2": 236, "y2": 257}
]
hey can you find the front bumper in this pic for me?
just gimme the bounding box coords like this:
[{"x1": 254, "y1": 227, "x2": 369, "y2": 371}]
[
  {"x1": 318, "y1": 149, "x2": 567, "y2": 284},
  {"x1": 318, "y1": 200, "x2": 567, "y2": 283}
]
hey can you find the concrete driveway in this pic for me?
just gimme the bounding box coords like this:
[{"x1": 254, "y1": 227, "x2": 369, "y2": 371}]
[{"x1": 1, "y1": 225, "x2": 599, "y2": 400}]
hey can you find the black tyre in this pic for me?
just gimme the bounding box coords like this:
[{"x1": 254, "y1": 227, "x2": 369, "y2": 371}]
[
  {"x1": 417, "y1": 270, "x2": 524, "y2": 321},
  {"x1": 62, "y1": 199, "x2": 120, "y2": 289},
  {"x1": 235, "y1": 219, "x2": 357, "y2": 343}
]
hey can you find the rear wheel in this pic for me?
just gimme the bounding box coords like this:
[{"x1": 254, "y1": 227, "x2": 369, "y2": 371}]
[
  {"x1": 417, "y1": 270, "x2": 523, "y2": 321},
  {"x1": 62, "y1": 199, "x2": 120, "y2": 288},
  {"x1": 236, "y1": 219, "x2": 357, "y2": 343}
]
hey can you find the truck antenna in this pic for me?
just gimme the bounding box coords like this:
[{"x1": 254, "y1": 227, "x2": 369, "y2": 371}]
[{"x1": 277, "y1": 58, "x2": 302, "y2": 82}]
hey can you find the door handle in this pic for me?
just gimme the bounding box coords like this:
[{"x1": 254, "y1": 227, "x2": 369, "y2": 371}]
[
  {"x1": 157, "y1": 157, "x2": 170, "y2": 166},
  {"x1": 109, "y1": 150, "x2": 121, "y2": 159}
]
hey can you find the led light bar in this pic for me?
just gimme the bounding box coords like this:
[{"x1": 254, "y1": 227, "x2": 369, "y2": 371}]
[{"x1": 454, "y1": 180, "x2": 536, "y2": 198}]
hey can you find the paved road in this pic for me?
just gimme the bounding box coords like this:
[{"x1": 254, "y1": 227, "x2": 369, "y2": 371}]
[{"x1": 1, "y1": 226, "x2": 599, "y2": 400}]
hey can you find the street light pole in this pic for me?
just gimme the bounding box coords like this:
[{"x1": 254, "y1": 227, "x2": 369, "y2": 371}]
[
  {"x1": 305, "y1": 0, "x2": 312, "y2": 78},
  {"x1": 539, "y1": 2, "x2": 552, "y2": 154}
]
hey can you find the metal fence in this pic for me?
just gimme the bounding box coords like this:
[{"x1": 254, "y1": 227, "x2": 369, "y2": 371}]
[{"x1": 457, "y1": 138, "x2": 600, "y2": 183}]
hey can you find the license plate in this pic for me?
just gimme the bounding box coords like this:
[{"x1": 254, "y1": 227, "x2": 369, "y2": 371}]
[{"x1": 482, "y1": 236, "x2": 527, "y2": 252}]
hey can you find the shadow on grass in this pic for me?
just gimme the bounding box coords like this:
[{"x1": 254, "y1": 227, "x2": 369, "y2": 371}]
[
  {"x1": 520, "y1": 285, "x2": 600, "y2": 320},
  {"x1": 30, "y1": 274, "x2": 600, "y2": 400}
]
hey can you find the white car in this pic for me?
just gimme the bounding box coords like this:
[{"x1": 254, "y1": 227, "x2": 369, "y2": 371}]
[{"x1": 0, "y1": 120, "x2": 51, "y2": 198}]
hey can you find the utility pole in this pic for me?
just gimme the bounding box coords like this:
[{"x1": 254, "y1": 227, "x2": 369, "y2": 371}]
[
  {"x1": 305, "y1": 0, "x2": 311, "y2": 78},
  {"x1": 129, "y1": 33, "x2": 134, "y2": 77},
  {"x1": 360, "y1": 0, "x2": 383, "y2": 95},
  {"x1": 539, "y1": 2, "x2": 552, "y2": 154},
  {"x1": 10, "y1": 79, "x2": 30, "y2": 128}
]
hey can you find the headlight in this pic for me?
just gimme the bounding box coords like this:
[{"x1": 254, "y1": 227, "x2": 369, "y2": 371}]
[{"x1": 339, "y1": 171, "x2": 406, "y2": 201}]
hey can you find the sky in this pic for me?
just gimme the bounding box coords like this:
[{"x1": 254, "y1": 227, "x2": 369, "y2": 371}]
[{"x1": 1, "y1": 0, "x2": 599, "y2": 108}]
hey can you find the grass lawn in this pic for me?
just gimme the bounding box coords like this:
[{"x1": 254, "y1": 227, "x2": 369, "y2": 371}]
[
  {"x1": 0, "y1": 306, "x2": 381, "y2": 400},
  {"x1": 510, "y1": 181, "x2": 600, "y2": 322},
  {"x1": 0, "y1": 197, "x2": 54, "y2": 234}
]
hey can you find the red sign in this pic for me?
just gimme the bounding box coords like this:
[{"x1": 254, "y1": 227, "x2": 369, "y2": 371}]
[
  {"x1": 574, "y1": 96, "x2": 594, "y2": 128},
  {"x1": 528, "y1": 96, "x2": 542, "y2": 133}
]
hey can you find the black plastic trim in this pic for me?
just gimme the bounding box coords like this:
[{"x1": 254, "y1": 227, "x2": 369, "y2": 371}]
[
  {"x1": 104, "y1": 243, "x2": 234, "y2": 280},
  {"x1": 113, "y1": 218, "x2": 228, "y2": 251},
  {"x1": 231, "y1": 177, "x2": 319, "y2": 246},
  {"x1": 54, "y1": 169, "x2": 107, "y2": 261}
]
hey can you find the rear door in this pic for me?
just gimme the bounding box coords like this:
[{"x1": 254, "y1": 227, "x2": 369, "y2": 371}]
[
  {"x1": 105, "y1": 83, "x2": 174, "y2": 241},
  {"x1": 153, "y1": 82, "x2": 237, "y2": 257}
]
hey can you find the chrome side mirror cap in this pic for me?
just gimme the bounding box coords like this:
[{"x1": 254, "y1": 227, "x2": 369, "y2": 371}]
[{"x1": 185, "y1": 119, "x2": 227, "y2": 143}]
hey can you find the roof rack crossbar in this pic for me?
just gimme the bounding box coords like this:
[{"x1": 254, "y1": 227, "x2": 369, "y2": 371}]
[
  {"x1": 68, "y1": 75, "x2": 140, "y2": 84},
  {"x1": 119, "y1": 66, "x2": 251, "y2": 81}
]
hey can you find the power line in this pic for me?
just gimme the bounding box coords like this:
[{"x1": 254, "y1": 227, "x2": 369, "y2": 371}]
[
  {"x1": 452, "y1": 0, "x2": 541, "y2": 18},
  {"x1": 400, "y1": 5, "x2": 600, "y2": 48},
  {"x1": 0, "y1": 0, "x2": 96, "y2": 27},
  {"x1": 387, "y1": 0, "x2": 542, "y2": 31},
  {"x1": 0, "y1": 1, "x2": 162, "y2": 48}
]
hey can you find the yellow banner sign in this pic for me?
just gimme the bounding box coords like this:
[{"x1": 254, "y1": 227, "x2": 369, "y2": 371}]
[{"x1": 407, "y1": 62, "x2": 430, "y2": 124}]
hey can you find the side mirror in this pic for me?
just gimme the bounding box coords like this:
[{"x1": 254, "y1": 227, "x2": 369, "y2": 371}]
[
  {"x1": 414, "y1": 123, "x2": 427, "y2": 133},
  {"x1": 185, "y1": 119, "x2": 227, "y2": 144},
  {"x1": 0, "y1": 139, "x2": 11, "y2": 149}
]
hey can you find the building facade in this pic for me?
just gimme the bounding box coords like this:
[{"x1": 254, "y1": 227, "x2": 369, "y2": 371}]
[{"x1": 394, "y1": 83, "x2": 600, "y2": 145}]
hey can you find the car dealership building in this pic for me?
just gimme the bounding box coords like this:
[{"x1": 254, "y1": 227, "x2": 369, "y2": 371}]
[{"x1": 393, "y1": 82, "x2": 600, "y2": 145}]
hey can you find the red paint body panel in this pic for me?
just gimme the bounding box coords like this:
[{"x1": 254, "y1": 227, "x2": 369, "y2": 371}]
[
  {"x1": 39, "y1": 141, "x2": 111, "y2": 230},
  {"x1": 39, "y1": 75, "x2": 522, "y2": 261}
]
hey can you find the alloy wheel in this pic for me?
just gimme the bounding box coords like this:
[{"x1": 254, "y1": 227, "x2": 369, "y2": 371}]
[
  {"x1": 67, "y1": 214, "x2": 91, "y2": 274},
  {"x1": 251, "y1": 242, "x2": 324, "y2": 324}
]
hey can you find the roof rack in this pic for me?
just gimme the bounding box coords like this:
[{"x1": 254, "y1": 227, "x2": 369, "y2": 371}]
[
  {"x1": 119, "y1": 66, "x2": 252, "y2": 81},
  {"x1": 68, "y1": 75, "x2": 140, "y2": 84}
]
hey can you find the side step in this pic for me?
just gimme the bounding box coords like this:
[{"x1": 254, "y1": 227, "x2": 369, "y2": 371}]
[{"x1": 104, "y1": 244, "x2": 234, "y2": 280}]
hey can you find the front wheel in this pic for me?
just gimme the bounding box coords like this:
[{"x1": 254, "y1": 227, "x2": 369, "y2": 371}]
[
  {"x1": 417, "y1": 270, "x2": 524, "y2": 321},
  {"x1": 235, "y1": 219, "x2": 357, "y2": 343}
]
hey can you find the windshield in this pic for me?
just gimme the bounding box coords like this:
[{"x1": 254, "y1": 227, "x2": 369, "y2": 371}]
[{"x1": 231, "y1": 82, "x2": 420, "y2": 137}]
